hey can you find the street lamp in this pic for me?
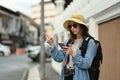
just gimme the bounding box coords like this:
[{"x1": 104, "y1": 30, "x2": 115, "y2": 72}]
[{"x1": 40, "y1": 0, "x2": 45, "y2": 80}]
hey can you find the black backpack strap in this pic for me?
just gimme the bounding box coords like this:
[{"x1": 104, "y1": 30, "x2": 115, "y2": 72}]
[{"x1": 80, "y1": 36, "x2": 92, "y2": 57}]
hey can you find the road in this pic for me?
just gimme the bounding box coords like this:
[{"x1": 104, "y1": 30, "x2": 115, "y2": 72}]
[{"x1": 0, "y1": 54, "x2": 39, "y2": 80}]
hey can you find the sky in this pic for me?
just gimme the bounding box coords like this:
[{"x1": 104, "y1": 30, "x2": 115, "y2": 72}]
[{"x1": 0, "y1": 0, "x2": 41, "y2": 16}]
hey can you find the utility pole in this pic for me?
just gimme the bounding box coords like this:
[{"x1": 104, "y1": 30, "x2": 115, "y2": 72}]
[{"x1": 40, "y1": 0, "x2": 45, "y2": 80}]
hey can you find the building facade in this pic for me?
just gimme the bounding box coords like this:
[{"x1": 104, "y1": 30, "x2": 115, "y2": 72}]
[
  {"x1": 31, "y1": 0, "x2": 57, "y2": 25},
  {"x1": 0, "y1": 5, "x2": 38, "y2": 53}
]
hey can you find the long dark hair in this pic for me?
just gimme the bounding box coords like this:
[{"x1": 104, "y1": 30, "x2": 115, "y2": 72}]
[{"x1": 68, "y1": 24, "x2": 90, "y2": 44}]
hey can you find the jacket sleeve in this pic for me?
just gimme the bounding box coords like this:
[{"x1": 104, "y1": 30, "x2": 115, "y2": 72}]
[
  {"x1": 51, "y1": 40, "x2": 68, "y2": 62},
  {"x1": 50, "y1": 40, "x2": 69, "y2": 62},
  {"x1": 50, "y1": 46, "x2": 66, "y2": 62},
  {"x1": 72, "y1": 39, "x2": 97, "y2": 69}
]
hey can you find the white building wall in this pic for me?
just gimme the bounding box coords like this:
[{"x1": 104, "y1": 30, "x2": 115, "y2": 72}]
[
  {"x1": 51, "y1": 59, "x2": 62, "y2": 75},
  {"x1": 88, "y1": 18, "x2": 98, "y2": 40}
]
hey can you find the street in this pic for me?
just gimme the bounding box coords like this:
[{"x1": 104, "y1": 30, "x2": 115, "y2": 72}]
[{"x1": 0, "y1": 54, "x2": 39, "y2": 80}]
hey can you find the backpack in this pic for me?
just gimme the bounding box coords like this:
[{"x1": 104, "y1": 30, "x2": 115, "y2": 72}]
[
  {"x1": 67, "y1": 36, "x2": 103, "y2": 80},
  {"x1": 80, "y1": 36, "x2": 103, "y2": 80}
]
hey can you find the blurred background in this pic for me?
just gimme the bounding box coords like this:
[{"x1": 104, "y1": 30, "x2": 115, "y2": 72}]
[{"x1": 0, "y1": 0, "x2": 120, "y2": 80}]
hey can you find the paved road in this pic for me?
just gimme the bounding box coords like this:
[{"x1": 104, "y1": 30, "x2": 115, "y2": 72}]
[{"x1": 0, "y1": 54, "x2": 39, "y2": 80}]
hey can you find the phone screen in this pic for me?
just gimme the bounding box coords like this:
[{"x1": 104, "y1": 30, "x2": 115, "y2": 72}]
[
  {"x1": 58, "y1": 43, "x2": 65, "y2": 48},
  {"x1": 58, "y1": 43, "x2": 68, "y2": 49}
]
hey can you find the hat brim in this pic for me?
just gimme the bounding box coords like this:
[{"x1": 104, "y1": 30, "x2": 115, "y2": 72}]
[{"x1": 63, "y1": 18, "x2": 87, "y2": 31}]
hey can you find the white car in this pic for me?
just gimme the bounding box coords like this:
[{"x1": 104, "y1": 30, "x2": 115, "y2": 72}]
[
  {"x1": 0, "y1": 43, "x2": 11, "y2": 56},
  {"x1": 25, "y1": 43, "x2": 51, "y2": 62}
]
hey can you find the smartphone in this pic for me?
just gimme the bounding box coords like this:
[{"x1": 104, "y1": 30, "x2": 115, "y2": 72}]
[
  {"x1": 58, "y1": 43, "x2": 68, "y2": 49},
  {"x1": 58, "y1": 43, "x2": 65, "y2": 47}
]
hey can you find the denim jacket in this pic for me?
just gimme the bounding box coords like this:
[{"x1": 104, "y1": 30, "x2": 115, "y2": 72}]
[{"x1": 50, "y1": 39, "x2": 97, "y2": 80}]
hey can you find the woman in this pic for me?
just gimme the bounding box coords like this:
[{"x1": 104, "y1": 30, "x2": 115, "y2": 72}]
[{"x1": 44, "y1": 14, "x2": 97, "y2": 80}]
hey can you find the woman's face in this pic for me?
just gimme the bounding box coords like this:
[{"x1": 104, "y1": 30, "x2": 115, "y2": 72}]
[{"x1": 68, "y1": 21, "x2": 82, "y2": 35}]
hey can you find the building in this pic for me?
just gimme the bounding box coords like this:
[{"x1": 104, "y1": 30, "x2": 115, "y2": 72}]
[
  {"x1": 0, "y1": 5, "x2": 29, "y2": 53},
  {"x1": 31, "y1": 0, "x2": 57, "y2": 25},
  {"x1": 0, "y1": 5, "x2": 38, "y2": 53},
  {"x1": 26, "y1": 19, "x2": 39, "y2": 46}
]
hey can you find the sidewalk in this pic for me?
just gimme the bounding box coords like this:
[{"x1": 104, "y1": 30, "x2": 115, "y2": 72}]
[{"x1": 27, "y1": 62, "x2": 59, "y2": 80}]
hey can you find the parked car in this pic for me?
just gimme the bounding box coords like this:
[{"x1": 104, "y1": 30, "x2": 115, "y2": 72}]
[
  {"x1": 0, "y1": 40, "x2": 15, "y2": 53},
  {"x1": 0, "y1": 43, "x2": 11, "y2": 56},
  {"x1": 25, "y1": 42, "x2": 51, "y2": 62}
]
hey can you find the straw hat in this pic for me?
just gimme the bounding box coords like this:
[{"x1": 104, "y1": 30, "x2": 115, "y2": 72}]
[{"x1": 63, "y1": 14, "x2": 88, "y2": 31}]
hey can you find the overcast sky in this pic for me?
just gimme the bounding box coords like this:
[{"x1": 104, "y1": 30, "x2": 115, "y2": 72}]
[{"x1": 0, "y1": 0, "x2": 41, "y2": 16}]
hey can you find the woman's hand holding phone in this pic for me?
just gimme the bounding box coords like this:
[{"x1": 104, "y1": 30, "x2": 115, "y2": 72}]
[{"x1": 58, "y1": 43, "x2": 76, "y2": 57}]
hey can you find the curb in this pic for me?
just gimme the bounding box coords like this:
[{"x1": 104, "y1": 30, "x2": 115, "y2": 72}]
[
  {"x1": 21, "y1": 68, "x2": 29, "y2": 80},
  {"x1": 27, "y1": 65, "x2": 41, "y2": 80}
]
